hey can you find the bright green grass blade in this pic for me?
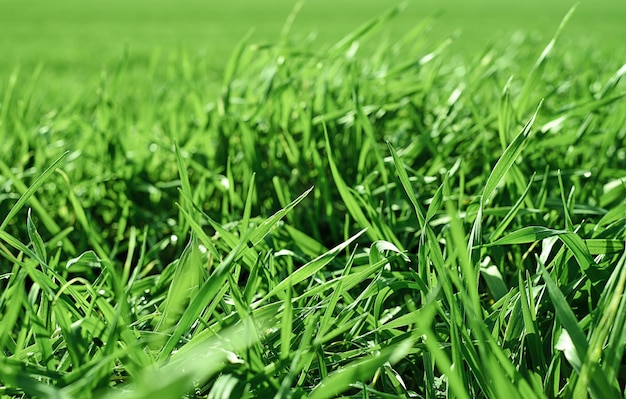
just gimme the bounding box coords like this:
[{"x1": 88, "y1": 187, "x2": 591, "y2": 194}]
[
  {"x1": 219, "y1": 30, "x2": 253, "y2": 116},
  {"x1": 557, "y1": 170, "x2": 574, "y2": 231},
  {"x1": 583, "y1": 239, "x2": 625, "y2": 255},
  {"x1": 324, "y1": 126, "x2": 384, "y2": 242},
  {"x1": 0, "y1": 230, "x2": 48, "y2": 267},
  {"x1": 517, "y1": 4, "x2": 578, "y2": 115},
  {"x1": 488, "y1": 172, "x2": 535, "y2": 243},
  {"x1": 0, "y1": 269, "x2": 26, "y2": 353},
  {"x1": 62, "y1": 172, "x2": 110, "y2": 261},
  {"x1": 154, "y1": 238, "x2": 203, "y2": 344},
  {"x1": 482, "y1": 101, "x2": 541, "y2": 205},
  {"x1": 599, "y1": 63, "x2": 626, "y2": 98},
  {"x1": 369, "y1": 240, "x2": 410, "y2": 265},
  {"x1": 480, "y1": 262, "x2": 509, "y2": 302},
  {"x1": 488, "y1": 226, "x2": 567, "y2": 246},
  {"x1": 314, "y1": 312, "x2": 369, "y2": 348},
  {"x1": 444, "y1": 187, "x2": 481, "y2": 314},
  {"x1": 416, "y1": 306, "x2": 470, "y2": 399},
  {"x1": 279, "y1": 277, "x2": 293, "y2": 361},
  {"x1": 264, "y1": 229, "x2": 367, "y2": 300},
  {"x1": 157, "y1": 234, "x2": 250, "y2": 360},
  {"x1": 172, "y1": 144, "x2": 192, "y2": 205},
  {"x1": 103, "y1": 318, "x2": 264, "y2": 399},
  {"x1": 318, "y1": 249, "x2": 356, "y2": 338},
  {"x1": 174, "y1": 140, "x2": 194, "y2": 240},
  {"x1": 294, "y1": 255, "x2": 395, "y2": 303},
  {"x1": 354, "y1": 89, "x2": 388, "y2": 185},
  {"x1": 0, "y1": 151, "x2": 68, "y2": 232},
  {"x1": 387, "y1": 142, "x2": 426, "y2": 229},
  {"x1": 558, "y1": 233, "x2": 594, "y2": 272},
  {"x1": 240, "y1": 173, "x2": 255, "y2": 237},
  {"x1": 329, "y1": 2, "x2": 407, "y2": 54},
  {"x1": 0, "y1": 68, "x2": 19, "y2": 132},
  {"x1": 225, "y1": 269, "x2": 253, "y2": 322},
  {"x1": 498, "y1": 76, "x2": 514, "y2": 148},
  {"x1": 603, "y1": 252, "x2": 626, "y2": 382},
  {"x1": 176, "y1": 189, "x2": 257, "y2": 267},
  {"x1": 31, "y1": 283, "x2": 55, "y2": 370},
  {"x1": 539, "y1": 261, "x2": 588, "y2": 369},
  {"x1": 309, "y1": 338, "x2": 413, "y2": 399},
  {"x1": 573, "y1": 251, "x2": 626, "y2": 398},
  {"x1": 0, "y1": 357, "x2": 71, "y2": 399},
  {"x1": 248, "y1": 186, "x2": 313, "y2": 246},
  {"x1": 490, "y1": 226, "x2": 596, "y2": 273},
  {"x1": 26, "y1": 208, "x2": 47, "y2": 263},
  {"x1": 597, "y1": 202, "x2": 626, "y2": 227},
  {"x1": 518, "y1": 271, "x2": 546, "y2": 373},
  {"x1": 278, "y1": 0, "x2": 305, "y2": 44},
  {"x1": 65, "y1": 250, "x2": 102, "y2": 272}
]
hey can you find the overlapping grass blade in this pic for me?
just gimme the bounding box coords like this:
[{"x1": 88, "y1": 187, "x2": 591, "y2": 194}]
[
  {"x1": 482, "y1": 102, "x2": 541, "y2": 206},
  {"x1": 263, "y1": 229, "x2": 367, "y2": 301},
  {"x1": 309, "y1": 338, "x2": 413, "y2": 399},
  {"x1": 0, "y1": 151, "x2": 68, "y2": 232}
]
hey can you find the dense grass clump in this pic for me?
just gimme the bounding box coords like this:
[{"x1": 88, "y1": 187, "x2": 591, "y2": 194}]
[{"x1": 1, "y1": 5, "x2": 625, "y2": 398}]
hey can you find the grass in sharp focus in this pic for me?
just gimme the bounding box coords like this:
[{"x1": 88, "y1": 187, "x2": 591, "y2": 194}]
[{"x1": 1, "y1": 5, "x2": 626, "y2": 399}]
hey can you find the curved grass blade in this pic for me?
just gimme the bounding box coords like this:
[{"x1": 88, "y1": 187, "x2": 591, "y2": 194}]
[
  {"x1": 27, "y1": 208, "x2": 47, "y2": 263},
  {"x1": 309, "y1": 338, "x2": 413, "y2": 399},
  {"x1": 158, "y1": 235, "x2": 249, "y2": 360},
  {"x1": 324, "y1": 125, "x2": 383, "y2": 242},
  {"x1": 0, "y1": 151, "x2": 69, "y2": 232},
  {"x1": 517, "y1": 4, "x2": 578, "y2": 114},
  {"x1": 539, "y1": 261, "x2": 589, "y2": 370},
  {"x1": 482, "y1": 102, "x2": 541, "y2": 206},
  {"x1": 487, "y1": 226, "x2": 567, "y2": 246},
  {"x1": 248, "y1": 186, "x2": 313, "y2": 246},
  {"x1": 329, "y1": 2, "x2": 407, "y2": 54},
  {"x1": 263, "y1": 229, "x2": 367, "y2": 301}
]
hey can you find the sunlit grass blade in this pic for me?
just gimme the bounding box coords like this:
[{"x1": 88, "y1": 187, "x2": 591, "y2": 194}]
[
  {"x1": 26, "y1": 208, "x2": 47, "y2": 263},
  {"x1": 573, "y1": 251, "x2": 626, "y2": 398},
  {"x1": 263, "y1": 229, "x2": 367, "y2": 301},
  {"x1": 387, "y1": 142, "x2": 427, "y2": 229},
  {"x1": 0, "y1": 151, "x2": 69, "y2": 232},
  {"x1": 248, "y1": 186, "x2": 313, "y2": 246},
  {"x1": 156, "y1": 217, "x2": 254, "y2": 359},
  {"x1": 517, "y1": 4, "x2": 578, "y2": 114},
  {"x1": 324, "y1": 126, "x2": 383, "y2": 241},
  {"x1": 539, "y1": 261, "x2": 589, "y2": 371},
  {"x1": 329, "y1": 2, "x2": 407, "y2": 54},
  {"x1": 104, "y1": 318, "x2": 264, "y2": 399},
  {"x1": 488, "y1": 226, "x2": 567, "y2": 246},
  {"x1": 482, "y1": 101, "x2": 541, "y2": 206},
  {"x1": 154, "y1": 238, "x2": 203, "y2": 345},
  {"x1": 218, "y1": 30, "x2": 253, "y2": 116},
  {"x1": 309, "y1": 338, "x2": 413, "y2": 399}
]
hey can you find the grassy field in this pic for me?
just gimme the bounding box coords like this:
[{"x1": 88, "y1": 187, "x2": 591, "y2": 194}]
[
  {"x1": 1, "y1": 1, "x2": 626, "y2": 398},
  {"x1": 1, "y1": 0, "x2": 625, "y2": 101}
]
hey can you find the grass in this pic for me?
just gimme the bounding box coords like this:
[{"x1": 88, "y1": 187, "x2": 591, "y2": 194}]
[
  {"x1": 1, "y1": 0, "x2": 625, "y2": 102},
  {"x1": 1, "y1": 2, "x2": 626, "y2": 398}
]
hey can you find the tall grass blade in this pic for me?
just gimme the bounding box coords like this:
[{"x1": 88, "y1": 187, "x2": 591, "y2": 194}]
[
  {"x1": 0, "y1": 151, "x2": 69, "y2": 232},
  {"x1": 309, "y1": 339, "x2": 413, "y2": 399}
]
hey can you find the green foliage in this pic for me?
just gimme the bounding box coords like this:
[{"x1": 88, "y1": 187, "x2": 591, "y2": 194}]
[{"x1": 1, "y1": 4, "x2": 625, "y2": 399}]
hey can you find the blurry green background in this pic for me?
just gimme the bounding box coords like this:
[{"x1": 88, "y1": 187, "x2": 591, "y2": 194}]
[{"x1": 1, "y1": 0, "x2": 624, "y2": 102}]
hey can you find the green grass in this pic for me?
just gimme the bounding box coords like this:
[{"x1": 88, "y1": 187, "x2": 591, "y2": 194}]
[
  {"x1": 1, "y1": 2, "x2": 626, "y2": 398},
  {"x1": 1, "y1": 0, "x2": 625, "y2": 102}
]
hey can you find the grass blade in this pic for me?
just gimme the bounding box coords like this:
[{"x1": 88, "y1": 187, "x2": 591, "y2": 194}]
[{"x1": 0, "y1": 151, "x2": 69, "y2": 232}]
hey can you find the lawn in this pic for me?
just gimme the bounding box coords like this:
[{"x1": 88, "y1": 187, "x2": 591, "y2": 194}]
[
  {"x1": 0, "y1": 1, "x2": 625, "y2": 398},
  {"x1": 1, "y1": 0, "x2": 624, "y2": 101}
]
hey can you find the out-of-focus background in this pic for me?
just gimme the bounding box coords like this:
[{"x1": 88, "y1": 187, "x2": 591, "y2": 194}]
[{"x1": 1, "y1": 0, "x2": 624, "y2": 101}]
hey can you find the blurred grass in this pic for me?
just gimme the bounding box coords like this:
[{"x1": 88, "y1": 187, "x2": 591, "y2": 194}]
[{"x1": 1, "y1": 0, "x2": 624, "y2": 102}]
